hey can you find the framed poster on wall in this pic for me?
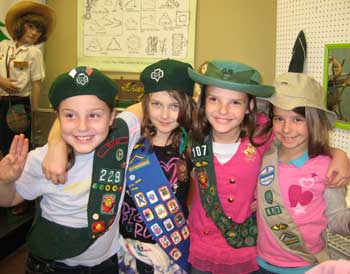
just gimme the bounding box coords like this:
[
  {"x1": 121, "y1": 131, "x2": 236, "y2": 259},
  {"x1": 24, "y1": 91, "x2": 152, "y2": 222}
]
[
  {"x1": 77, "y1": 0, "x2": 197, "y2": 73},
  {"x1": 324, "y1": 43, "x2": 350, "y2": 130}
]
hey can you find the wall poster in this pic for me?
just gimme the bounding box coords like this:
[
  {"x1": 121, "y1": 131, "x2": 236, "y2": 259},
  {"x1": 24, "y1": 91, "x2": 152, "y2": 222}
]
[{"x1": 77, "y1": 0, "x2": 197, "y2": 72}]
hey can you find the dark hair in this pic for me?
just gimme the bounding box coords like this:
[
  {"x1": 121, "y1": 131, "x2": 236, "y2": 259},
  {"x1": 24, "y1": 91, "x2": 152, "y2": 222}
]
[
  {"x1": 262, "y1": 105, "x2": 332, "y2": 157},
  {"x1": 141, "y1": 90, "x2": 194, "y2": 156},
  {"x1": 13, "y1": 14, "x2": 48, "y2": 44},
  {"x1": 191, "y1": 84, "x2": 260, "y2": 143}
]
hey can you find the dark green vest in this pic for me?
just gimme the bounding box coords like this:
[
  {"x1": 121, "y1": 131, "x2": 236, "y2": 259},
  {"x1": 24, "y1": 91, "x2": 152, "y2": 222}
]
[
  {"x1": 191, "y1": 133, "x2": 257, "y2": 248},
  {"x1": 27, "y1": 118, "x2": 129, "y2": 260}
]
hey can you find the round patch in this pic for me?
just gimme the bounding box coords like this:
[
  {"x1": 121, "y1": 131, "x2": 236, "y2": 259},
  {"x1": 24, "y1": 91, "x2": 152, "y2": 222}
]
[
  {"x1": 116, "y1": 148, "x2": 124, "y2": 161},
  {"x1": 259, "y1": 165, "x2": 275, "y2": 186},
  {"x1": 92, "y1": 213, "x2": 99, "y2": 220},
  {"x1": 75, "y1": 72, "x2": 89, "y2": 86}
]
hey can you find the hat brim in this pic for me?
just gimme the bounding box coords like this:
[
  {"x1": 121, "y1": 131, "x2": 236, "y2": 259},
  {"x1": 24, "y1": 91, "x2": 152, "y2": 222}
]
[
  {"x1": 6, "y1": 1, "x2": 56, "y2": 42},
  {"x1": 188, "y1": 68, "x2": 275, "y2": 98},
  {"x1": 261, "y1": 94, "x2": 337, "y2": 126}
]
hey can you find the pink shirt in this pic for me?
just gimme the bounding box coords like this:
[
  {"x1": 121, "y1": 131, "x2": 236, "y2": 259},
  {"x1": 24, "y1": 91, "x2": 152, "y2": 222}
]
[
  {"x1": 257, "y1": 156, "x2": 330, "y2": 267},
  {"x1": 189, "y1": 137, "x2": 270, "y2": 274}
]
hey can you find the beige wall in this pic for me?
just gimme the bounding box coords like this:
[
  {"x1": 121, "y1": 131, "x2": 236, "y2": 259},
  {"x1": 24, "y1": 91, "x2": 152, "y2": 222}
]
[{"x1": 42, "y1": 0, "x2": 276, "y2": 107}]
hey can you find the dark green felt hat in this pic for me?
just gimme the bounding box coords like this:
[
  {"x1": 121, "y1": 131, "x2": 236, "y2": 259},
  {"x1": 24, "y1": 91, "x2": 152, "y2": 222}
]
[
  {"x1": 188, "y1": 60, "x2": 275, "y2": 98},
  {"x1": 140, "y1": 59, "x2": 194, "y2": 96},
  {"x1": 49, "y1": 66, "x2": 117, "y2": 108}
]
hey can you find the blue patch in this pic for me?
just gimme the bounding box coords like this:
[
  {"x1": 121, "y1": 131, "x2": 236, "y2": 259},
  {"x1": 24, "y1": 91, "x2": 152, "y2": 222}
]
[{"x1": 259, "y1": 165, "x2": 275, "y2": 186}]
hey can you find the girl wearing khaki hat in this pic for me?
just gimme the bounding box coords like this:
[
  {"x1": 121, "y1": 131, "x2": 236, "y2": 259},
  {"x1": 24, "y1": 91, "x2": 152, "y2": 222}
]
[{"x1": 256, "y1": 72, "x2": 349, "y2": 273}]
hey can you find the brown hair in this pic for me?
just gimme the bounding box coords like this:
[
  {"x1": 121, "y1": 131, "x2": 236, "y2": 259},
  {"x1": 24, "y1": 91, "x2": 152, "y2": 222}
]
[
  {"x1": 141, "y1": 90, "x2": 194, "y2": 155},
  {"x1": 263, "y1": 106, "x2": 332, "y2": 157},
  {"x1": 303, "y1": 107, "x2": 332, "y2": 157},
  {"x1": 191, "y1": 85, "x2": 260, "y2": 143},
  {"x1": 13, "y1": 14, "x2": 48, "y2": 44}
]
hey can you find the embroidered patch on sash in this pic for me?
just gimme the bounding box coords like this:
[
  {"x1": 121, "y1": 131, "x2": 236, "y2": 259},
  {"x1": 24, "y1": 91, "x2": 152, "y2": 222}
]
[
  {"x1": 101, "y1": 194, "x2": 116, "y2": 214},
  {"x1": 279, "y1": 232, "x2": 300, "y2": 245},
  {"x1": 271, "y1": 223, "x2": 288, "y2": 231},
  {"x1": 171, "y1": 231, "x2": 182, "y2": 244},
  {"x1": 158, "y1": 186, "x2": 171, "y2": 201},
  {"x1": 155, "y1": 204, "x2": 168, "y2": 219},
  {"x1": 128, "y1": 154, "x2": 150, "y2": 172},
  {"x1": 163, "y1": 218, "x2": 174, "y2": 231},
  {"x1": 265, "y1": 205, "x2": 282, "y2": 216},
  {"x1": 259, "y1": 165, "x2": 275, "y2": 186},
  {"x1": 174, "y1": 212, "x2": 185, "y2": 227},
  {"x1": 134, "y1": 192, "x2": 147, "y2": 207},
  {"x1": 146, "y1": 190, "x2": 159, "y2": 204},
  {"x1": 142, "y1": 208, "x2": 154, "y2": 221},
  {"x1": 159, "y1": 235, "x2": 171, "y2": 248},
  {"x1": 92, "y1": 221, "x2": 105, "y2": 233},
  {"x1": 181, "y1": 226, "x2": 190, "y2": 239},
  {"x1": 167, "y1": 199, "x2": 179, "y2": 214},
  {"x1": 170, "y1": 248, "x2": 182, "y2": 261},
  {"x1": 150, "y1": 223, "x2": 163, "y2": 236}
]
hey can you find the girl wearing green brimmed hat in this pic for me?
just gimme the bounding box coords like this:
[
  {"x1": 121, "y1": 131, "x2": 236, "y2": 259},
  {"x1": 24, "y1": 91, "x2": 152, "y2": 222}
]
[
  {"x1": 186, "y1": 61, "x2": 349, "y2": 274},
  {"x1": 256, "y1": 72, "x2": 350, "y2": 273},
  {"x1": 0, "y1": 66, "x2": 141, "y2": 273},
  {"x1": 187, "y1": 60, "x2": 275, "y2": 274}
]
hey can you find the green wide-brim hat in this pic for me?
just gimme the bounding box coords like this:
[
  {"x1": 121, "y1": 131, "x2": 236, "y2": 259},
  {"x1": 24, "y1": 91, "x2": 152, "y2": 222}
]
[
  {"x1": 188, "y1": 60, "x2": 275, "y2": 98},
  {"x1": 141, "y1": 59, "x2": 194, "y2": 97},
  {"x1": 49, "y1": 66, "x2": 117, "y2": 108}
]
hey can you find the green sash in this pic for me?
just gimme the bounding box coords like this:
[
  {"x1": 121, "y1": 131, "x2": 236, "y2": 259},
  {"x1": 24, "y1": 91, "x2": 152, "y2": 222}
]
[
  {"x1": 27, "y1": 118, "x2": 129, "y2": 260},
  {"x1": 258, "y1": 140, "x2": 328, "y2": 263},
  {"x1": 191, "y1": 133, "x2": 257, "y2": 248}
]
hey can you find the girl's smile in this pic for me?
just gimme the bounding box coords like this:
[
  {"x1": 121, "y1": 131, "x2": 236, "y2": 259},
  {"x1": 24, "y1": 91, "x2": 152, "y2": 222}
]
[{"x1": 58, "y1": 95, "x2": 115, "y2": 154}]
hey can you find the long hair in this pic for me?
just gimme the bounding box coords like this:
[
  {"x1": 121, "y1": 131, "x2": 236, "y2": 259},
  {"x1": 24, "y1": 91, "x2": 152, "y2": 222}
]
[
  {"x1": 191, "y1": 84, "x2": 259, "y2": 143},
  {"x1": 303, "y1": 107, "x2": 332, "y2": 157},
  {"x1": 141, "y1": 90, "x2": 194, "y2": 156},
  {"x1": 13, "y1": 14, "x2": 48, "y2": 44},
  {"x1": 263, "y1": 106, "x2": 332, "y2": 158}
]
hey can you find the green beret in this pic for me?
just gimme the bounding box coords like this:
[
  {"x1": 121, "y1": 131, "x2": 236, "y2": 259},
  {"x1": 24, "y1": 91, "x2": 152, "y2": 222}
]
[
  {"x1": 49, "y1": 66, "x2": 117, "y2": 108},
  {"x1": 140, "y1": 59, "x2": 194, "y2": 97}
]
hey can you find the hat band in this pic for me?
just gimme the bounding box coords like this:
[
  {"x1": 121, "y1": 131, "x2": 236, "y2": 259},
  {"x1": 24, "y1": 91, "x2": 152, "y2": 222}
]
[{"x1": 205, "y1": 65, "x2": 259, "y2": 85}]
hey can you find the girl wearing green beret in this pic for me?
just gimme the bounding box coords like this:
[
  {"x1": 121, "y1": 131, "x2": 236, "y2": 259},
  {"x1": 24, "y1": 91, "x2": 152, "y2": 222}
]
[
  {"x1": 0, "y1": 66, "x2": 141, "y2": 274},
  {"x1": 117, "y1": 59, "x2": 194, "y2": 274},
  {"x1": 41, "y1": 59, "x2": 195, "y2": 274}
]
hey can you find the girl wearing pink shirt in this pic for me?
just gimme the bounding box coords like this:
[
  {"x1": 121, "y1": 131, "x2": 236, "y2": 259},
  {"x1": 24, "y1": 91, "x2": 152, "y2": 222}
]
[
  {"x1": 187, "y1": 62, "x2": 349, "y2": 274},
  {"x1": 256, "y1": 72, "x2": 338, "y2": 274},
  {"x1": 187, "y1": 60, "x2": 275, "y2": 274}
]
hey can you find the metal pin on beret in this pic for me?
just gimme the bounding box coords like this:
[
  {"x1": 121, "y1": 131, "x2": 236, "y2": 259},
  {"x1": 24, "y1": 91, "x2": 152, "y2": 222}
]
[
  {"x1": 49, "y1": 66, "x2": 118, "y2": 108},
  {"x1": 140, "y1": 59, "x2": 195, "y2": 97},
  {"x1": 188, "y1": 60, "x2": 275, "y2": 98}
]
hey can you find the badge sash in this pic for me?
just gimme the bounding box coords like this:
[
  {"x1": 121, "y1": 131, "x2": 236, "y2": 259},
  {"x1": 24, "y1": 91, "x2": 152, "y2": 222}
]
[
  {"x1": 27, "y1": 118, "x2": 129, "y2": 260},
  {"x1": 258, "y1": 140, "x2": 328, "y2": 263},
  {"x1": 126, "y1": 141, "x2": 190, "y2": 272},
  {"x1": 191, "y1": 133, "x2": 257, "y2": 248}
]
